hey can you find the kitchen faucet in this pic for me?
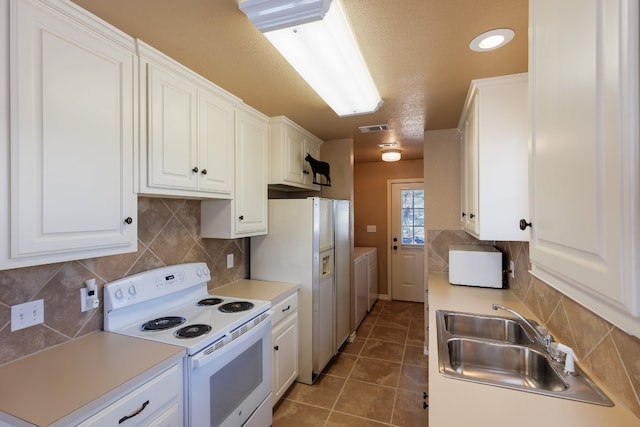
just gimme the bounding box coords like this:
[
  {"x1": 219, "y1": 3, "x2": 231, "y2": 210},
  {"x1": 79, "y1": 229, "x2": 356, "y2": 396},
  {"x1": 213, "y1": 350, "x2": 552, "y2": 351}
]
[
  {"x1": 492, "y1": 303, "x2": 579, "y2": 375},
  {"x1": 491, "y1": 303, "x2": 552, "y2": 350}
]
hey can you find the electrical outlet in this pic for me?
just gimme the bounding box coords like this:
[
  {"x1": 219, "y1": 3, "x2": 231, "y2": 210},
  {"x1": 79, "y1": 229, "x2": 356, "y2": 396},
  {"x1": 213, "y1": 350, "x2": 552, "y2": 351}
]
[
  {"x1": 11, "y1": 299, "x2": 44, "y2": 331},
  {"x1": 509, "y1": 260, "x2": 515, "y2": 279},
  {"x1": 226, "y1": 253, "x2": 234, "y2": 269}
]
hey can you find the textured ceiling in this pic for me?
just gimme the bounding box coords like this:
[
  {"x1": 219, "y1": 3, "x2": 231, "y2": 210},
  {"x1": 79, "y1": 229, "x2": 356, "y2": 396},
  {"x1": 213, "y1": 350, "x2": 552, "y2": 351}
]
[{"x1": 72, "y1": 0, "x2": 528, "y2": 163}]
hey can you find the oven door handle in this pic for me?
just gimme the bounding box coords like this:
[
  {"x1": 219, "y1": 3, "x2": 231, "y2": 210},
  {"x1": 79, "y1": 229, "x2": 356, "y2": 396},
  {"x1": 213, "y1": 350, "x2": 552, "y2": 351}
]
[{"x1": 191, "y1": 311, "x2": 272, "y2": 370}]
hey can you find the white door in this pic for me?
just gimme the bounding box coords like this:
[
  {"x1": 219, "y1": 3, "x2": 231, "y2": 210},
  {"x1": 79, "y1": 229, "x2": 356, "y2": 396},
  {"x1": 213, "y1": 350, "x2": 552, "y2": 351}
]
[{"x1": 390, "y1": 181, "x2": 425, "y2": 302}]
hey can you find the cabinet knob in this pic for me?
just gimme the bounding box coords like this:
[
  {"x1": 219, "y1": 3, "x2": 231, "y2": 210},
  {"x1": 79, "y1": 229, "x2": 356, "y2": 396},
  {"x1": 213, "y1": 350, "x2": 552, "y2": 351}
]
[
  {"x1": 461, "y1": 212, "x2": 466, "y2": 218},
  {"x1": 469, "y1": 213, "x2": 475, "y2": 219},
  {"x1": 393, "y1": 245, "x2": 398, "y2": 250},
  {"x1": 238, "y1": 215, "x2": 244, "y2": 221},
  {"x1": 124, "y1": 217, "x2": 133, "y2": 225},
  {"x1": 519, "y1": 219, "x2": 532, "y2": 230},
  {"x1": 303, "y1": 169, "x2": 309, "y2": 175},
  {"x1": 201, "y1": 169, "x2": 207, "y2": 175},
  {"x1": 274, "y1": 345, "x2": 279, "y2": 351},
  {"x1": 192, "y1": 166, "x2": 199, "y2": 173}
]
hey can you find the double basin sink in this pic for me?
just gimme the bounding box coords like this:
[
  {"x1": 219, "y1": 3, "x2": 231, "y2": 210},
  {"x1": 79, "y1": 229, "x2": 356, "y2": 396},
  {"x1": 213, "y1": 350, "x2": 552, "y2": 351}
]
[{"x1": 436, "y1": 310, "x2": 612, "y2": 406}]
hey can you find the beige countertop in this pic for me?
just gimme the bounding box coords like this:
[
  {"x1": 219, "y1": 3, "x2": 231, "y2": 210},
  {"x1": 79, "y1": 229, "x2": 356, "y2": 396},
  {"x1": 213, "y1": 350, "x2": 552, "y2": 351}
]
[
  {"x1": 212, "y1": 279, "x2": 299, "y2": 305},
  {"x1": 0, "y1": 332, "x2": 184, "y2": 426},
  {"x1": 428, "y1": 272, "x2": 640, "y2": 427}
]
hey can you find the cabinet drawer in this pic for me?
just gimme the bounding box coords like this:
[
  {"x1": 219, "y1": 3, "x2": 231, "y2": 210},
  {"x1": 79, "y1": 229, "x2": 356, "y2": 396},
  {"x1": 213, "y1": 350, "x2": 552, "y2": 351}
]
[
  {"x1": 77, "y1": 363, "x2": 182, "y2": 427},
  {"x1": 272, "y1": 293, "x2": 298, "y2": 326}
]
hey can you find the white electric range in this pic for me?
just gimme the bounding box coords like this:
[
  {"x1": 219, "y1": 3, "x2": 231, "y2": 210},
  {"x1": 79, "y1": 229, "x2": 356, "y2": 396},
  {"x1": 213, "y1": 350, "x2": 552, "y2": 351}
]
[{"x1": 103, "y1": 262, "x2": 272, "y2": 427}]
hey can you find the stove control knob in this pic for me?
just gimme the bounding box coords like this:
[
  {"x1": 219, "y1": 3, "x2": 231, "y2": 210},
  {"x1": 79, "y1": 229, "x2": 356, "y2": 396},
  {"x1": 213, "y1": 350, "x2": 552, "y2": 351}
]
[
  {"x1": 114, "y1": 288, "x2": 124, "y2": 300},
  {"x1": 128, "y1": 285, "x2": 137, "y2": 296}
]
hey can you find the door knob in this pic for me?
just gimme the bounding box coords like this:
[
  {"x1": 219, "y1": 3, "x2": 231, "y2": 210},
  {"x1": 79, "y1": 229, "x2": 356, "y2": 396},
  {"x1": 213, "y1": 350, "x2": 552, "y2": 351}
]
[{"x1": 519, "y1": 219, "x2": 532, "y2": 230}]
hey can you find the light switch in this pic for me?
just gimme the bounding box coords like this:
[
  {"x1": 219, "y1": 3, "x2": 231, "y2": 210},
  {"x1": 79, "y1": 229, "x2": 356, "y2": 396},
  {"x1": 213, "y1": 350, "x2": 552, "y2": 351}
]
[{"x1": 367, "y1": 225, "x2": 377, "y2": 233}]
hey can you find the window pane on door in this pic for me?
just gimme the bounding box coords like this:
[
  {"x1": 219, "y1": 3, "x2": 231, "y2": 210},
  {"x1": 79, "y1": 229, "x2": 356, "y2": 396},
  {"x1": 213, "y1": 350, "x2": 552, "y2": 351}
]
[{"x1": 401, "y1": 189, "x2": 424, "y2": 245}]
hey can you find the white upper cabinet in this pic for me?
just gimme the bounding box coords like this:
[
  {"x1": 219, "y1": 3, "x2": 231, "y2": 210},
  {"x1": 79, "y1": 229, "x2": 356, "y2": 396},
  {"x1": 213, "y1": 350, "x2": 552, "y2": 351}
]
[
  {"x1": 458, "y1": 73, "x2": 529, "y2": 241},
  {"x1": 201, "y1": 104, "x2": 269, "y2": 238},
  {"x1": 1, "y1": 0, "x2": 137, "y2": 269},
  {"x1": 529, "y1": 0, "x2": 640, "y2": 335},
  {"x1": 269, "y1": 116, "x2": 322, "y2": 191},
  {"x1": 138, "y1": 40, "x2": 238, "y2": 199}
]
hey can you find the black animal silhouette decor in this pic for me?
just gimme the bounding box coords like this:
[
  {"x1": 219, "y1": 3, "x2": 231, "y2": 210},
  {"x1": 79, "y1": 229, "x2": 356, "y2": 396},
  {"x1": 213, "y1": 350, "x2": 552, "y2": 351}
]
[{"x1": 305, "y1": 153, "x2": 331, "y2": 186}]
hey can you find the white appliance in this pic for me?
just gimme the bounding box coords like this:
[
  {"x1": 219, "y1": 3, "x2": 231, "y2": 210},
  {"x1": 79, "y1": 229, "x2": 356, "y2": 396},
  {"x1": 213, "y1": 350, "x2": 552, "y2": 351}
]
[
  {"x1": 250, "y1": 198, "x2": 351, "y2": 385},
  {"x1": 103, "y1": 263, "x2": 272, "y2": 427},
  {"x1": 448, "y1": 245, "x2": 504, "y2": 288},
  {"x1": 352, "y1": 248, "x2": 368, "y2": 330},
  {"x1": 354, "y1": 247, "x2": 378, "y2": 311}
]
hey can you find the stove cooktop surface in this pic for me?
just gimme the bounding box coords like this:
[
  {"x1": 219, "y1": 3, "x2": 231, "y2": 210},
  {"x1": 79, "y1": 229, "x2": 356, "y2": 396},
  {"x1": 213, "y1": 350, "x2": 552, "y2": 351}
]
[{"x1": 103, "y1": 263, "x2": 270, "y2": 355}]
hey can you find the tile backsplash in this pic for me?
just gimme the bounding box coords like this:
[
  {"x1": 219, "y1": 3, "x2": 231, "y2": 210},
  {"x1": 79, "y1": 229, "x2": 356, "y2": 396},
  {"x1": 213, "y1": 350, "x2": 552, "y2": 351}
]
[
  {"x1": 0, "y1": 197, "x2": 247, "y2": 366},
  {"x1": 428, "y1": 229, "x2": 640, "y2": 419}
]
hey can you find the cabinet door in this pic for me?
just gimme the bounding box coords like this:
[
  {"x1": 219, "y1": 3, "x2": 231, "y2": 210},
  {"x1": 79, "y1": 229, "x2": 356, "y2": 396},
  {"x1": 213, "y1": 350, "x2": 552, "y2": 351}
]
[
  {"x1": 529, "y1": 0, "x2": 640, "y2": 332},
  {"x1": 235, "y1": 107, "x2": 268, "y2": 235},
  {"x1": 272, "y1": 314, "x2": 298, "y2": 403},
  {"x1": 462, "y1": 98, "x2": 478, "y2": 234},
  {"x1": 7, "y1": 0, "x2": 136, "y2": 266},
  {"x1": 283, "y1": 125, "x2": 307, "y2": 185},
  {"x1": 198, "y1": 88, "x2": 234, "y2": 196},
  {"x1": 147, "y1": 61, "x2": 198, "y2": 191}
]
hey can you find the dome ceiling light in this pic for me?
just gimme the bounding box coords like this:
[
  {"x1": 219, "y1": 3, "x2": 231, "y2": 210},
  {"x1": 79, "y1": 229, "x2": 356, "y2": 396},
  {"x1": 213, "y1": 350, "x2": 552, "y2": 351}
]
[
  {"x1": 469, "y1": 28, "x2": 515, "y2": 52},
  {"x1": 381, "y1": 149, "x2": 401, "y2": 162}
]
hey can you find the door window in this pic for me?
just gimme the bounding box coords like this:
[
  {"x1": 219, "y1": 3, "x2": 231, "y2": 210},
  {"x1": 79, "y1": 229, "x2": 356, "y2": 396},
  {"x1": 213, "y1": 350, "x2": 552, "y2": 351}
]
[{"x1": 401, "y1": 189, "x2": 424, "y2": 245}]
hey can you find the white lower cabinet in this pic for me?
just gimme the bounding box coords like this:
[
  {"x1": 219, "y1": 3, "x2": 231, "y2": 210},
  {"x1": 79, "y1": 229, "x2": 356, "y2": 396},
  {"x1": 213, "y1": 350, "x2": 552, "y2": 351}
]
[
  {"x1": 271, "y1": 292, "x2": 299, "y2": 405},
  {"x1": 529, "y1": 0, "x2": 640, "y2": 335},
  {"x1": 2, "y1": 0, "x2": 138, "y2": 269},
  {"x1": 77, "y1": 362, "x2": 183, "y2": 427}
]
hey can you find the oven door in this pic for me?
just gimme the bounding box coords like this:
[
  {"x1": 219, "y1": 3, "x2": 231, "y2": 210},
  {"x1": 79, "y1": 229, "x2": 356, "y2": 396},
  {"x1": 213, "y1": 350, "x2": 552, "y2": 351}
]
[{"x1": 187, "y1": 313, "x2": 272, "y2": 427}]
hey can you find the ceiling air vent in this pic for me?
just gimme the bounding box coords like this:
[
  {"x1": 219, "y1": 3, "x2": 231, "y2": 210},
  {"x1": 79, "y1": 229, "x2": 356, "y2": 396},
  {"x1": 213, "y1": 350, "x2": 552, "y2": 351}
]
[{"x1": 359, "y1": 124, "x2": 390, "y2": 133}]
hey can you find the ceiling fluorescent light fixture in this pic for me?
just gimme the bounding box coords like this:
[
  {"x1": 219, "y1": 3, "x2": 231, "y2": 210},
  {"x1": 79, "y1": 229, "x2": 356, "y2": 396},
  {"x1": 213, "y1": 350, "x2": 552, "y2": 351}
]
[
  {"x1": 240, "y1": 0, "x2": 382, "y2": 117},
  {"x1": 469, "y1": 28, "x2": 515, "y2": 52},
  {"x1": 381, "y1": 149, "x2": 401, "y2": 162}
]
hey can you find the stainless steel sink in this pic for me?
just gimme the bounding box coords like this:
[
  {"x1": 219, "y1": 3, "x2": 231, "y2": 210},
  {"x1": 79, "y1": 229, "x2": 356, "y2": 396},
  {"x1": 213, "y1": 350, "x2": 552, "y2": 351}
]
[
  {"x1": 446, "y1": 338, "x2": 567, "y2": 392},
  {"x1": 442, "y1": 311, "x2": 534, "y2": 344},
  {"x1": 436, "y1": 310, "x2": 613, "y2": 406}
]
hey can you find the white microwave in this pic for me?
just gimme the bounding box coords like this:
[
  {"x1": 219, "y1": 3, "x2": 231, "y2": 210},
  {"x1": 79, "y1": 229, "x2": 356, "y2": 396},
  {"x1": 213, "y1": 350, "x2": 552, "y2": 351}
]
[{"x1": 448, "y1": 245, "x2": 503, "y2": 288}]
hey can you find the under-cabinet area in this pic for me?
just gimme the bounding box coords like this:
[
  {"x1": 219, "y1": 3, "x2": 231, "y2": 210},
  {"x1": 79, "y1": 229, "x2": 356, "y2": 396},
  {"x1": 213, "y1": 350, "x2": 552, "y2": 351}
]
[{"x1": 428, "y1": 273, "x2": 640, "y2": 427}]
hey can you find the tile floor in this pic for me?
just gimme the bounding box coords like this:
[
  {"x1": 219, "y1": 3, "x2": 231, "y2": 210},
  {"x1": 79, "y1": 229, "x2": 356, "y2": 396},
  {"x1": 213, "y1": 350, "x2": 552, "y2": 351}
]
[{"x1": 273, "y1": 300, "x2": 428, "y2": 427}]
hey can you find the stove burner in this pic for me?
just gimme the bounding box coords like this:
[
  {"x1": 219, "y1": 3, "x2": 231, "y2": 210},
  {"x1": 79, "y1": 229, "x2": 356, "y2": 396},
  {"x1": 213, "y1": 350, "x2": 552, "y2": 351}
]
[
  {"x1": 219, "y1": 301, "x2": 254, "y2": 313},
  {"x1": 141, "y1": 316, "x2": 186, "y2": 331},
  {"x1": 197, "y1": 297, "x2": 224, "y2": 306},
  {"x1": 175, "y1": 324, "x2": 212, "y2": 339}
]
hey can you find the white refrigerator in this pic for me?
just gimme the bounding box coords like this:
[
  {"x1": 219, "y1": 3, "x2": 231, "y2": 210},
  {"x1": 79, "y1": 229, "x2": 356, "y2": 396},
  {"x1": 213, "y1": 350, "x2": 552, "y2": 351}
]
[{"x1": 250, "y1": 197, "x2": 352, "y2": 385}]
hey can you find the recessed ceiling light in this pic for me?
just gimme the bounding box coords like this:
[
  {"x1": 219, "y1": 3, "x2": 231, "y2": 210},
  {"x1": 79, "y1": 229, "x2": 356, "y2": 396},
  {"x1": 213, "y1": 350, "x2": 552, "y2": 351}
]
[{"x1": 469, "y1": 29, "x2": 515, "y2": 52}]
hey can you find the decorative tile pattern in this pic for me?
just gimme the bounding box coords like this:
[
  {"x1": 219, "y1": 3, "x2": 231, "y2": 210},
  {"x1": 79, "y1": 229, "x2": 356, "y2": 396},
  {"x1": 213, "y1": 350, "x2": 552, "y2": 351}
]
[
  {"x1": 0, "y1": 197, "x2": 248, "y2": 366},
  {"x1": 275, "y1": 300, "x2": 429, "y2": 426},
  {"x1": 429, "y1": 231, "x2": 640, "y2": 420}
]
